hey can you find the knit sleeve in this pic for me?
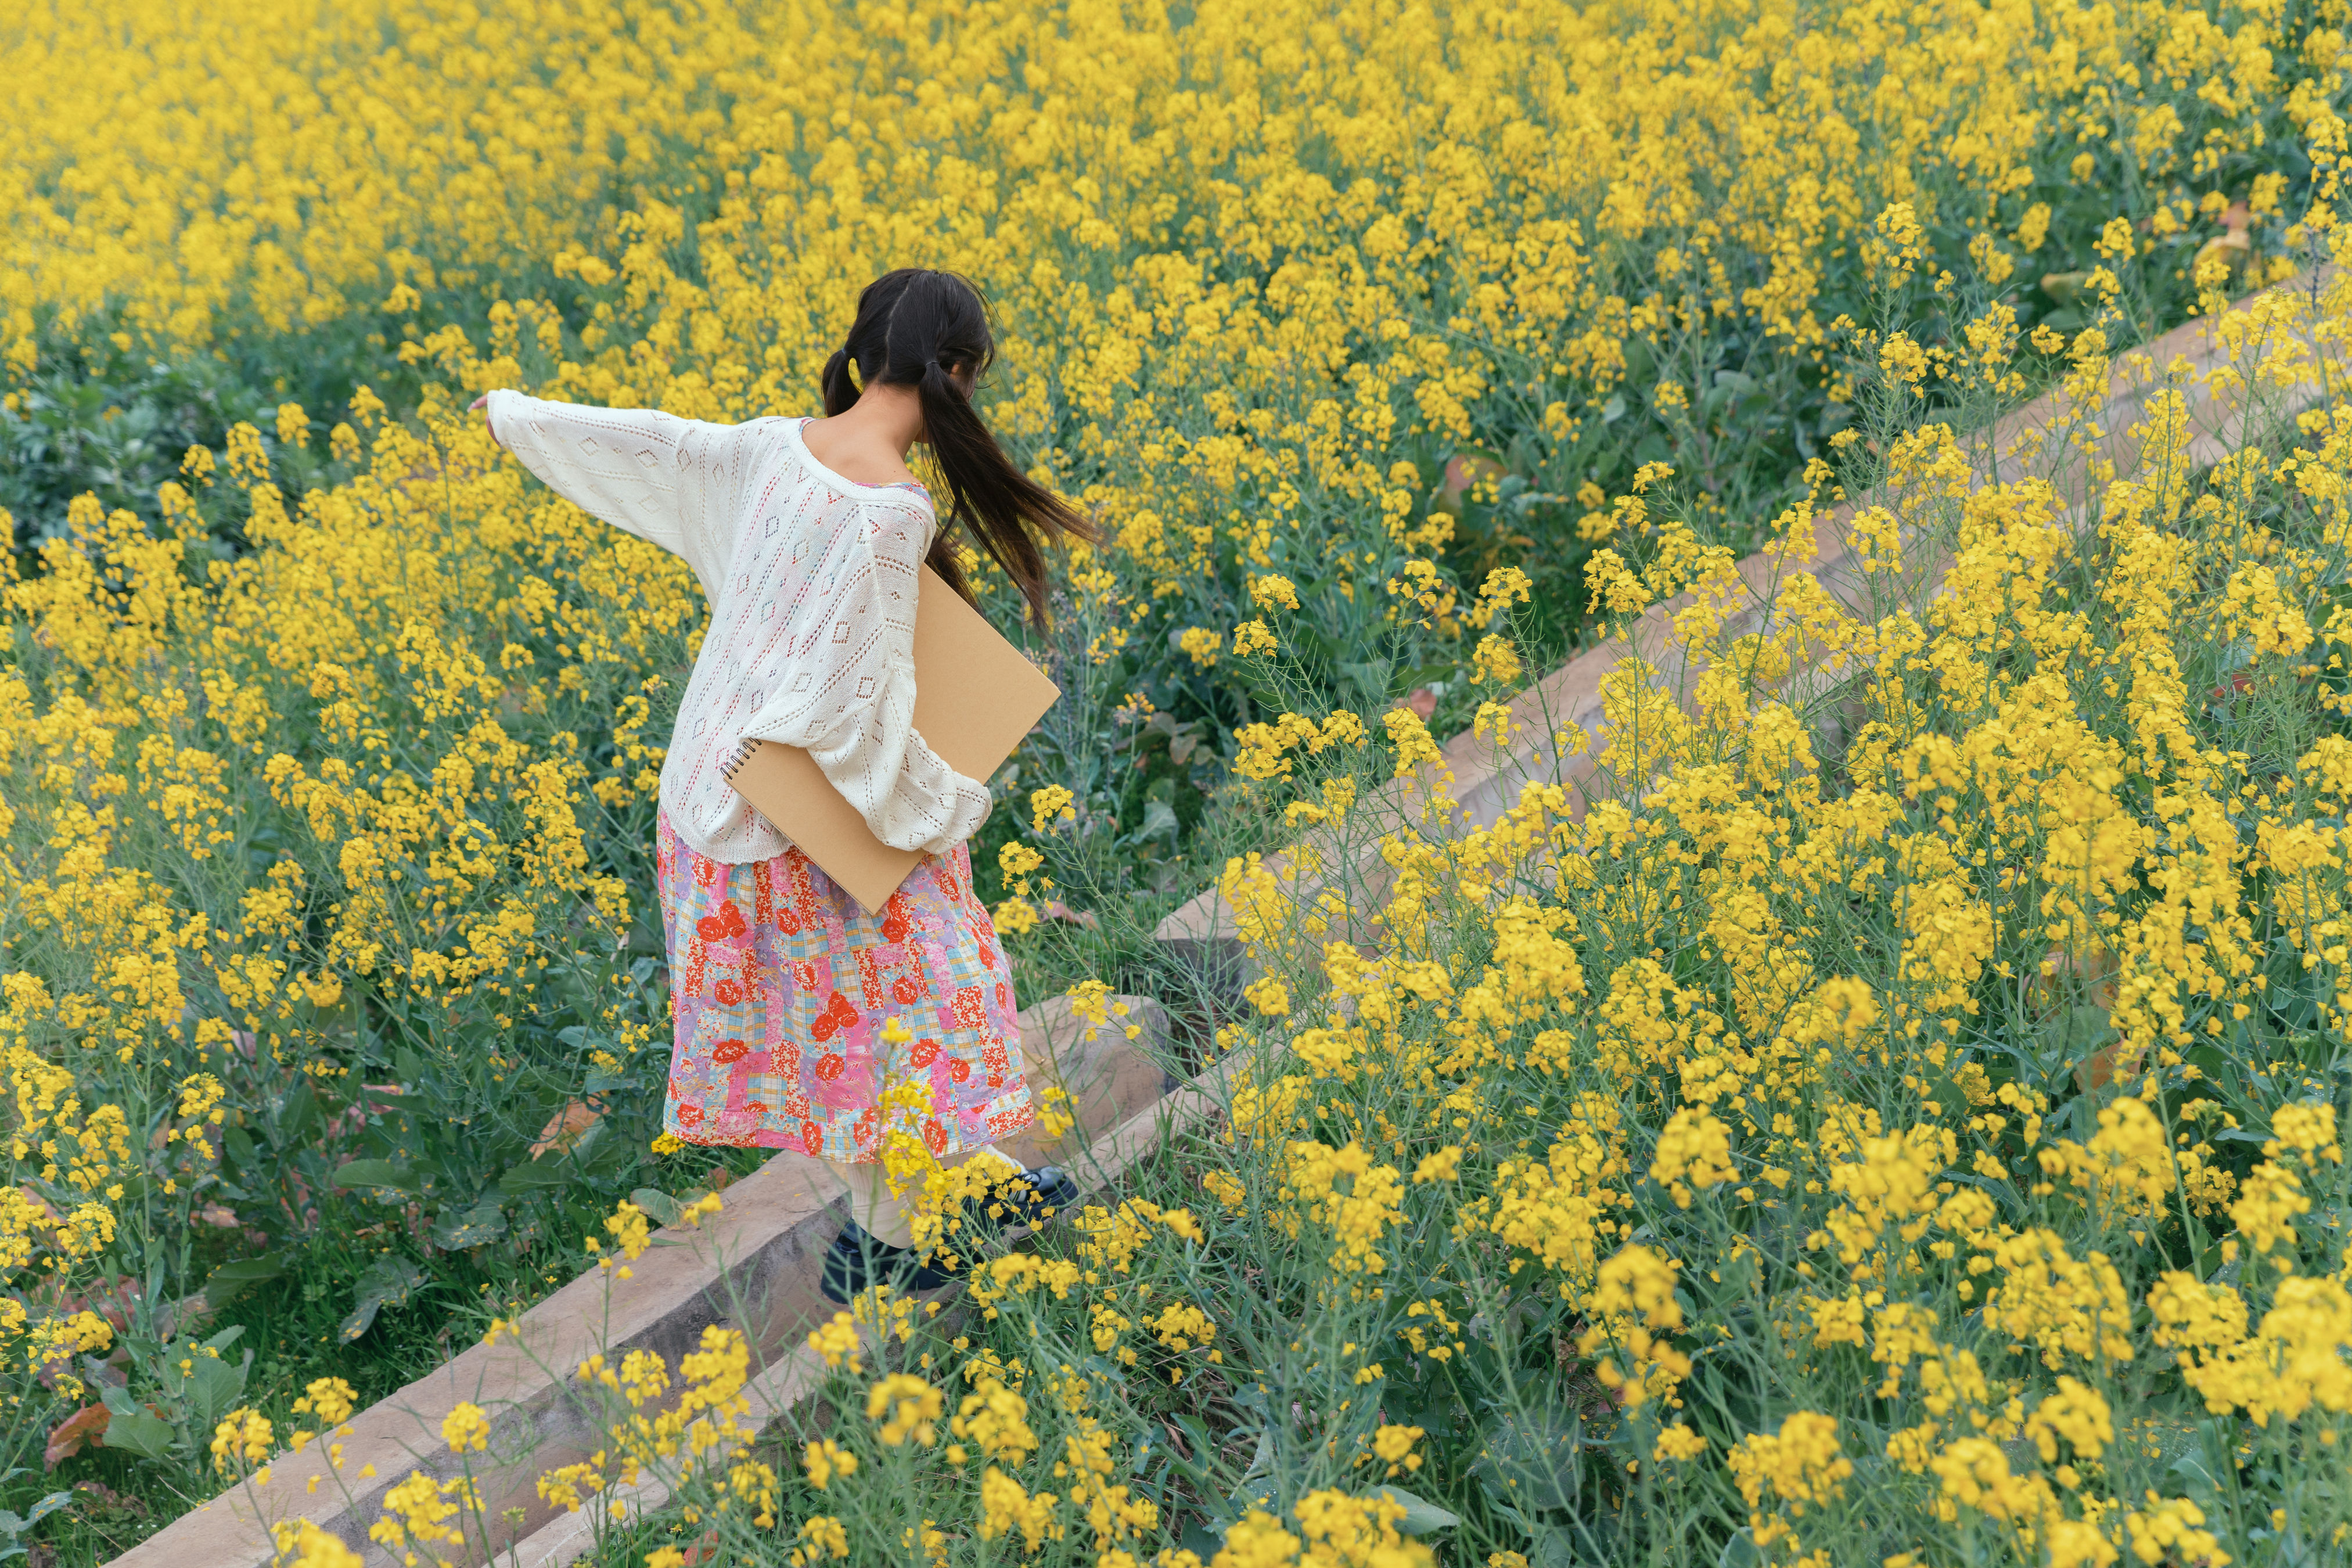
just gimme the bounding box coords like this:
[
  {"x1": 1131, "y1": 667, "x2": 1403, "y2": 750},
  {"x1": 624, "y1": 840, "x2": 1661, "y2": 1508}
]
[
  {"x1": 485, "y1": 390, "x2": 763, "y2": 592},
  {"x1": 737, "y1": 494, "x2": 992, "y2": 856}
]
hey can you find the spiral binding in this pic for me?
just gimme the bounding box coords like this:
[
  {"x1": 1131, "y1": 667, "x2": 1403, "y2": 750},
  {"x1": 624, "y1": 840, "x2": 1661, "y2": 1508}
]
[{"x1": 720, "y1": 738, "x2": 760, "y2": 781}]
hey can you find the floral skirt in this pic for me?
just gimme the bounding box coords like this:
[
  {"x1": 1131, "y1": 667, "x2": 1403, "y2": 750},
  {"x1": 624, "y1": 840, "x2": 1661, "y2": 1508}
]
[{"x1": 654, "y1": 811, "x2": 1032, "y2": 1161}]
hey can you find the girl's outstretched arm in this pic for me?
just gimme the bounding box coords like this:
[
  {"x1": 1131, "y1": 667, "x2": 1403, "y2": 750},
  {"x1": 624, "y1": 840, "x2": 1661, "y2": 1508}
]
[{"x1": 473, "y1": 390, "x2": 769, "y2": 597}]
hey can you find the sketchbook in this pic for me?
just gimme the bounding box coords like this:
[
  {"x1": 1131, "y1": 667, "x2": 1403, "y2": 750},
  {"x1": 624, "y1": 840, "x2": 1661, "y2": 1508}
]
[{"x1": 721, "y1": 566, "x2": 1059, "y2": 914}]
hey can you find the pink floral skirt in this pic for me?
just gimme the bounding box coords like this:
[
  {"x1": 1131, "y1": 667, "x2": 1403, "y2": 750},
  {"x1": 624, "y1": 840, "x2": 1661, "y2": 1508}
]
[{"x1": 654, "y1": 811, "x2": 1033, "y2": 1161}]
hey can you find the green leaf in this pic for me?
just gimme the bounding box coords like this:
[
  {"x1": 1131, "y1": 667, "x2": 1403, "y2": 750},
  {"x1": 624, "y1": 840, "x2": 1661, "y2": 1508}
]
[
  {"x1": 277, "y1": 1077, "x2": 319, "y2": 1142},
  {"x1": 340, "y1": 1255, "x2": 426, "y2": 1343},
  {"x1": 339, "y1": 1299, "x2": 383, "y2": 1344},
  {"x1": 330, "y1": 1159, "x2": 417, "y2": 1192},
  {"x1": 628, "y1": 1188, "x2": 685, "y2": 1228},
  {"x1": 1713, "y1": 1244, "x2": 1759, "y2": 1300},
  {"x1": 1531, "y1": 1525, "x2": 1582, "y2": 1568},
  {"x1": 186, "y1": 1350, "x2": 251, "y2": 1429},
  {"x1": 1371, "y1": 1487, "x2": 1459, "y2": 1535},
  {"x1": 0, "y1": 1490, "x2": 73, "y2": 1552},
  {"x1": 1220, "y1": 1423, "x2": 1279, "y2": 1515},
  {"x1": 1923, "y1": 1066, "x2": 1973, "y2": 1125},
  {"x1": 359, "y1": 1254, "x2": 424, "y2": 1303},
  {"x1": 99, "y1": 1407, "x2": 175, "y2": 1461},
  {"x1": 1340, "y1": 660, "x2": 1394, "y2": 703},
  {"x1": 1229, "y1": 1477, "x2": 1278, "y2": 1517},
  {"x1": 433, "y1": 1200, "x2": 509, "y2": 1251},
  {"x1": 205, "y1": 1253, "x2": 286, "y2": 1309},
  {"x1": 1178, "y1": 1523, "x2": 1224, "y2": 1560},
  {"x1": 1473, "y1": 1409, "x2": 1580, "y2": 1512},
  {"x1": 580, "y1": 1120, "x2": 634, "y2": 1175},
  {"x1": 499, "y1": 1155, "x2": 567, "y2": 1191}
]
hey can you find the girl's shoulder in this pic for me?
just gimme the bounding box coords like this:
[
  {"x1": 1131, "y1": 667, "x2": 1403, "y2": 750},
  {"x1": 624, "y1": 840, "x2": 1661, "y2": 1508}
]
[{"x1": 786, "y1": 417, "x2": 933, "y2": 505}]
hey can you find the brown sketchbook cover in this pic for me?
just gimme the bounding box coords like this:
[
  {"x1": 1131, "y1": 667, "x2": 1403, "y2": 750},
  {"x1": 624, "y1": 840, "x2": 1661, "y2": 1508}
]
[{"x1": 722, "y1": 566, "x2": 1059, "y2": 914}]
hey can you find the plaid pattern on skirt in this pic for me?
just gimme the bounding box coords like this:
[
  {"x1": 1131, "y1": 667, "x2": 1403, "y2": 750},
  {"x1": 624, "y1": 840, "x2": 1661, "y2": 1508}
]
[{"x1": 654, "y1": 810, "x2": 1033, "y2": 1161}]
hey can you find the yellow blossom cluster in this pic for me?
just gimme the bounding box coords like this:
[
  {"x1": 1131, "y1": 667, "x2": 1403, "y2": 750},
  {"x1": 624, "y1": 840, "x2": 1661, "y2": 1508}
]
[{"x1": 3, "y1": 0, "x2": 2350, "y2": 1558}]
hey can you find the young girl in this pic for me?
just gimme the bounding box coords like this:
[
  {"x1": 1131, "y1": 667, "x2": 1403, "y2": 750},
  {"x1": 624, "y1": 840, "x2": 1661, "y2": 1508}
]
[{"x1": 474, "y1": 268, "x2": 1092, "y2": 1303}]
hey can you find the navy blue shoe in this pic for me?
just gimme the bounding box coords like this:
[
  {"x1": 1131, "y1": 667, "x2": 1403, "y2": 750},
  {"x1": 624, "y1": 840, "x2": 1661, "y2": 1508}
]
[
  {"x1": 925, "y1": 1164, "x2": 1080, "y2": 1273},
  {"x1": 818, "y1": 1168, "x2": 1080, "y2": 1305},
  {"x1": 963, "y1": 1163, "x2": 1080, "y2": 1234},
  {"x1": 820, "y1": 1221, "x2": 957, "y2": 1306}
]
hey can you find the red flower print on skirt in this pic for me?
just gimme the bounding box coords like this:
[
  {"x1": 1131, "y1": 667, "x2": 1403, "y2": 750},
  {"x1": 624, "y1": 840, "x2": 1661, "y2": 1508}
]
[
  {"x1": 811, "y1": 991, "x2": 859, "y2": 1043},
  {"x1": 655, "y1": 811, "x2": 1033, "y2": 1161},
  {"x1": 696, "y1": 901, "x2": 746, "y2": 942}
]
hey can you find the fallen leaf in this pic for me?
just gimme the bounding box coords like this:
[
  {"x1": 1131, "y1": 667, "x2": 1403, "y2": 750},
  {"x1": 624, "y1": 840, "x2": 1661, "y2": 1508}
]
[
  {"x1": 2192, "y1": 230, "x2": 2253, "y2": 280},
  {"x1": 16, "y1": 1185, "x2": 61, "y2": 1227},
  {"x1": 532, "y1": 1101, "x2": 599, "y2": 1159},
  {"x1": 2207, "y1": 668, "x2": 2255, "y2": 703},
  {"x1": 2035, "y1": 943, "x2": 2119, "y2": 1015},
  {"x1": 1437, "y1": 449, "x2": 1506, "y2": 512},
  {"x1": 2076, "y1": 1038, "x2": 2143, "y2": 1094},
  {"x1": 2041, "y1": 270, "x2": 2090, "y2": 304},
  {"x1": 1040, "y1": 900, "x2": 1100, "y2": 930},
  {"x1": 45, "y1": 1404, "x2": 109, "y2": 1469}
]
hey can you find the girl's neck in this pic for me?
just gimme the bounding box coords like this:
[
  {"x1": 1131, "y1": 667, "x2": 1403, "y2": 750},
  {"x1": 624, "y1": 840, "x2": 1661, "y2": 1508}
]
[{"x1": 801, "y1": 382, "x2": 924, "y2": 488}]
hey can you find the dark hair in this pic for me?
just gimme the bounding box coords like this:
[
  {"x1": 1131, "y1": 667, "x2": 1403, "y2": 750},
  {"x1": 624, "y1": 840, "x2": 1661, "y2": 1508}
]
[{"x1": 821, "y1": 269, "x2": 1093, "y2": 625}]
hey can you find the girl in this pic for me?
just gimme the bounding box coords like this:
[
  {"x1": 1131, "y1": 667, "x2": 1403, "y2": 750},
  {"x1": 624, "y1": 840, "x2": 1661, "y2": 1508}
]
[{"x1": 474, "y1": 268, "x2": 1092, "y2": 1303}]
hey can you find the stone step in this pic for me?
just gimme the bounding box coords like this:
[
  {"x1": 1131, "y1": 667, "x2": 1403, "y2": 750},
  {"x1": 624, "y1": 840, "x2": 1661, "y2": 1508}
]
[
  {"x1": 502, "y1": 1055, "x2": 1233, "y2": 1568},
  {"x1": 107, "y1": 994, "x2": 1182, "y2": 1568}
]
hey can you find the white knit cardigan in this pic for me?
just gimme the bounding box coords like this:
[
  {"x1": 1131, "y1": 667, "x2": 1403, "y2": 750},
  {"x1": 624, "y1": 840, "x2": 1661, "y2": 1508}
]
[{"x1": 485, "y1": 391, "x2": 991, "y2": 865}]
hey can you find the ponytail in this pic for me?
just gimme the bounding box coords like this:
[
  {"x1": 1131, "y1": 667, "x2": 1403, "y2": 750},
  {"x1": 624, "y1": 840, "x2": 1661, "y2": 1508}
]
[
  {"x1": 826, "y1": 269, "x2": 1094, "y2": 626},
  {"x1": 819, "y1": 347, "x2": 860, "y2": 419}
]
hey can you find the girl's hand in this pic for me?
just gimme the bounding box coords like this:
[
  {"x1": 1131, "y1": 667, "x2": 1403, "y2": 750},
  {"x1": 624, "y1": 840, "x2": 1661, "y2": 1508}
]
[{"x1": 469, "y1": 393, "x2": 505, "y2": 450}]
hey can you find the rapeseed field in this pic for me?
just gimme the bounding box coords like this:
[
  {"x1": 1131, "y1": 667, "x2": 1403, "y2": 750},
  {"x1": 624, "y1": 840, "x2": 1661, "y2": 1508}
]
[{"x1": 5, "y1": 0, "x2": 2352, "y2": 1563}]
